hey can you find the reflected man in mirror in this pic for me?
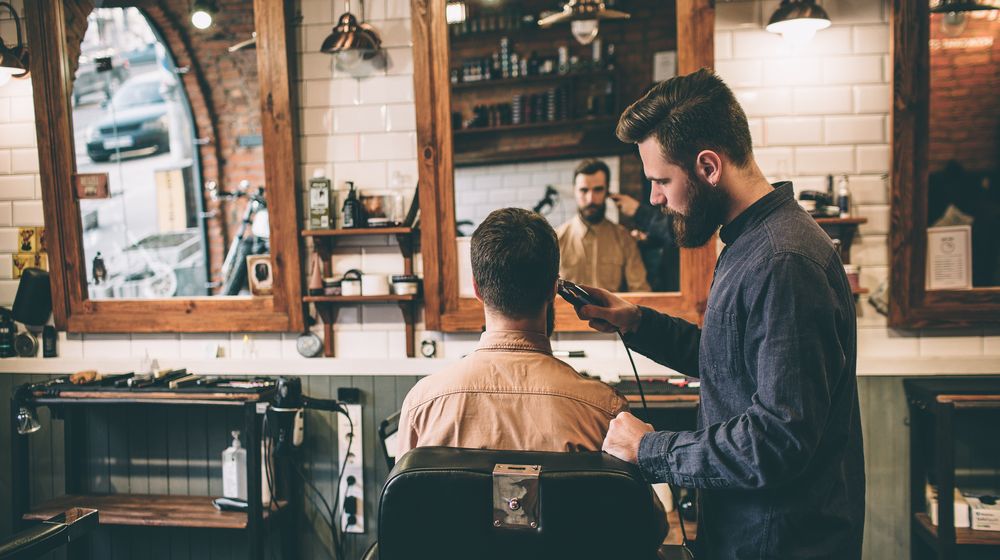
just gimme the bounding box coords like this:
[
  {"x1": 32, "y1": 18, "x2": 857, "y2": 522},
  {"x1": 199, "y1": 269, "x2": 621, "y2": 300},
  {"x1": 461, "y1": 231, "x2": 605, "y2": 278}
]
[{"x1": 556, "y1": 159, "x2": 650, "y2": 292}]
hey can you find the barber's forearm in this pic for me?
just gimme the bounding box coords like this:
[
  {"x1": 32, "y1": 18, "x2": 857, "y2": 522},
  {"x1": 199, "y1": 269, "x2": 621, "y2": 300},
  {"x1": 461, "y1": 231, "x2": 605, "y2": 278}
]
[{"x1": 623, "y1": 306, "x2": 700, "y2": 376}]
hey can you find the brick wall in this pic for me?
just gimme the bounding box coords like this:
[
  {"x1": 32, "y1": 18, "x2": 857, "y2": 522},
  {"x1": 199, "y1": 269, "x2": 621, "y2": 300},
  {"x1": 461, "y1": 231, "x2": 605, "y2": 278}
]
[{"x1": 0, "y1": 0, "x2": 998, "y2": 362}]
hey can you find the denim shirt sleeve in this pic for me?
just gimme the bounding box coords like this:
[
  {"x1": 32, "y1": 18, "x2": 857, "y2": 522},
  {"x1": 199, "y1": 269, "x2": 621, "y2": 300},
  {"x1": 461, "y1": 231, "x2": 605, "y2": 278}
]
[
  {"x1": 622, "y1": 305, "x2": 701, "y2": 378},
  {"x1": 637, "y1": 253, "x2": 845, "y2": 489}
]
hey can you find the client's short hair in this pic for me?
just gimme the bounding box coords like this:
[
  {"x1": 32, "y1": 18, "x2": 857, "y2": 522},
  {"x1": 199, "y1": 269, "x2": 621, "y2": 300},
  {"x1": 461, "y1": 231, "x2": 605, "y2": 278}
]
[
  {"x1": 472, "y1": 208, "x2": 559, "y2": 318},
  {"x1": 573, "y1": 158, "x2": 611, "y2": 184}
]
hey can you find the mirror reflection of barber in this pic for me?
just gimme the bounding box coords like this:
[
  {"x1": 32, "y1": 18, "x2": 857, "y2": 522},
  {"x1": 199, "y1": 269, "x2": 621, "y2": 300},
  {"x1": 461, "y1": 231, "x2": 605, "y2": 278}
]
[
  {"x1": 556, "y1": 159, "x2": 650, "y2": 292},
  {"x1": 612, "y1": 188, "x2": 680, "y2": 292}
]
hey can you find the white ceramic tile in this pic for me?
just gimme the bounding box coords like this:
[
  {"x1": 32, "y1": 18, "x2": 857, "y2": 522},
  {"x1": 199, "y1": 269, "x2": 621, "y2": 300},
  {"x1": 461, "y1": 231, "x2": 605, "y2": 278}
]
[
  {"x1": 853, "y1": 84, "x2": 890, "y2": 113},
  {"x1": 716, "y1": 60, "x2": 763, "y2": 88},
  {"x1": 179, "y1": 333, "x2": 232, "y2": 359},
  {"x1": 334, "y1": 161, "x2": 388, "y2": 190},
  {"x1": 334, "y1": 105, "x2": 386, "y2": 133},
  {"x1": 305, "y1": 79, "x2": 360, "y2": 107},
  {"x1": 385, "y1": 103, "x2": 416, "y2": 132},
  {"x1": 361, "y1": 246, "x2": 405, "y2": 274},
  {"x1": 0, "y1": 253, "x2": 11, "y2": 279},
  {"x1": 715, "y1": 1, "x2": 759, "y2": 30},
  {"x1": 853, "y1": 25, "x2": 889, "y2": 54},
  {"x1": 0, "y1": 202, "x2": 11, "y2": 227},
  {"x1": 441, "y1": 333, "x2": 482, "y2": 359},
  {"x1": 359, "y1": 75, "x2": 414, "y2": 104},
  {"x1": 361, "y1": 304, "x2": 406, "y2": 331},
  {"x1": 385, "y1": 47, "x2": 414, "y2": 76},
  {"x1": 300, "y1": 107, "x2": 334, "y2": 136},
  {"x1": 0, "y1": 149, "x2": 9, "y2": 174},
  {"x1": 303, "y1": 24, "x2": 330, "y2": 53},
  {"x1": 0, "y1": 123, "x2": 35, "y2": 147},
  {"x1": 856, "y1": 145, "x2": 889, "y2": 174},
  {"x1": 57, "y1": 332, "x2": 85, "y2": 360},
  {"x1": 0, "y1": 76, "x2": 32, "y2": 98},
  {"x1": 825, "y1": 115, "x2": 884, "y2": 144},
  {"x1": 855, "y1": 234, "x2": 889, "y2": 267},
  {"x1": 386, "y1": 159, "x2": 418, "y2": 184},
  {"x1": 761, "y1": 57, "x2": 823, "y2": 87},
  {"x1": 764, "y1": 117, "x2": 823, "y2": 145},
  {"x1": 849, "y1": 174, "x2": 888, "y2": 204},
  {"x1": 751, "y1": 147, "x2": 794, "y2": 177},
  {"x1": 308, "y1": 134, "x2": 361, "y2": 163},
  {"x1": 823, "y1": 55, "x2": 883, "y2": 84},
  {"x1": 799, "y1": 26, "x2": 853, "y2": 56},
  {"x1": 715, "y1": 32, "x2": 733, "y2": 60},
  {"x1": 794, "y1": 146, "x2": 854, "y2": 175},
  {"x1": 8, "y1": 96, "x2": 34, "y2": 123},
  {"x1": 376, "y1": 18, "x2": 412, "y2": 48},
  {"x1": 557, "y1": 332, "x2": 618, "y2": 359},
  {"x1": 300, "y1": 52, "x2": 334, "y2": 80},
  {"x1": 731, "y1": 30, "x2": 787, "y2": 59},
  {"x1": 359, "y1": 132, "x2": 416, "y2": 161},
  {"x1": 919, "y1": 330, "x2": 984, "y2": 357},
  {"x1": 823, "y1": 0, "x2": 885, "y2": 25},
  {"x1": 747, "y1": 118, "x2": 765, "y2": 146},
  {"x1": 386, "y1": 330, "x2": 412, "y2": 358},
  {"x1": 82, "y1": 334, "x2": 132, "y2": 360},
  {"x1": 856, "y1": 327, "x2": 919, "y2": 358},
  {"x1": 335, "y1": 330, "x2": 389, "y2": 358},
  {"x1": 11, "y1": 200, "x2": 43, "y2": 226},
  {"x1": 0, "y1": 227, "x2": 16, "y2": 251},
  {"x1": 9, "y1": 148, "x2": 38, "y2": 173},
  {"x1": 733, "y1": 88, "x2": 794, "y2": 117},
  {"x1": 857, "y1": 204, "x2": 890, "y2": 235},
  {"x1": 231, "y1": 333, "x2": 283, "y2": 360},
  {"x1": 300, "y1": 0, "x2": 333, "y2": 23},
  {"x1": 130, "y1": 334, "x2": 182, "y2": 359},
  {"x1": 792, "y1": 86, "x2": 853, "y2": 114},
  {"x1": 0, "y1": 98, "x2": 8, "y2": 123}
]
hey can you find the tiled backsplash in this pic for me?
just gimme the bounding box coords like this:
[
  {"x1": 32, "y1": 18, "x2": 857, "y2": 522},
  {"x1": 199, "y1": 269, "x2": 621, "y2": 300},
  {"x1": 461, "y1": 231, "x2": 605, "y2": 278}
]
[{"x1": 0, "y1": 0, "x2": 996, "y2": 363}]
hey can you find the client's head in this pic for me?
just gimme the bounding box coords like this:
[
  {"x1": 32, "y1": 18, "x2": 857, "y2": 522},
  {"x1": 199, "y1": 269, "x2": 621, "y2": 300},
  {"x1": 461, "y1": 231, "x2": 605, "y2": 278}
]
[{"x1": 471, "y1": 207, "x2": 560, "y2": 335}]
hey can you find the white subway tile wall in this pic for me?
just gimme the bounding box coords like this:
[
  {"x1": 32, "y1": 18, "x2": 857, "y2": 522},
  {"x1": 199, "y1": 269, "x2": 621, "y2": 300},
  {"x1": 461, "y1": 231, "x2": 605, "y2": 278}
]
[{"x1": 0, "y1": 0, "x2": 989, "y2": 363}]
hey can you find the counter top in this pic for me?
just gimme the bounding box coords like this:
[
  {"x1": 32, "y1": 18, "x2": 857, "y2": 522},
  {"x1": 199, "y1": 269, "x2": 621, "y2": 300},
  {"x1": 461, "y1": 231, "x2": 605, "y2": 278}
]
[{"x1": 0, "y1": 356, "x2": 996, "y2": 378}]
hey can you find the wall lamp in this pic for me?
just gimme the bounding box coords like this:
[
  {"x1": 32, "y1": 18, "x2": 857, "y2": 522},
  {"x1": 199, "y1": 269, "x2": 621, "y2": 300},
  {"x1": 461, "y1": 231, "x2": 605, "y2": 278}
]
[
  {"x1": 321, "y1": 0, "x2": 383, "y2": 69},
  {"x1": 0, "y1": 1, "x2": 30, "y2": 87},
  {"x1": 14, "y1": 385, "x2": 41, "y2": 435},
  {"x1": 538, "y1": 0, "x2": 630, "y2": 46},
  {"x1": 765, "y1": 0, "x2": 832, "y2": 44},
  {"x1": 931, "y1": 0, "x2": 999, "y2": 37}
]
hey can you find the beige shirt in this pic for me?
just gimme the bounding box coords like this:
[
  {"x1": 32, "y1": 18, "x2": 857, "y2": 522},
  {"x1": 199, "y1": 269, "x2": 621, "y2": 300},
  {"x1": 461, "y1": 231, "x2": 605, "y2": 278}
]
[
  {"x1": 556, "y1": 215, "x2": 651, "y2": 292},
  {"x1": 397, "y1": 330, "x2": 628, "y2": 456}
]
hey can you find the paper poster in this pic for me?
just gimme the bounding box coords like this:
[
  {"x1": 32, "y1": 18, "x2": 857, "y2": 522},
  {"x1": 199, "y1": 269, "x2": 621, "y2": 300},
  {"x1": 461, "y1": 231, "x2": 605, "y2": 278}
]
[
  {"x1": 653, "y1": 51, "x2": 677, "y2": 83},
  {"x1": 926, "y1": 226, "x2": 972, "y2": 291}
]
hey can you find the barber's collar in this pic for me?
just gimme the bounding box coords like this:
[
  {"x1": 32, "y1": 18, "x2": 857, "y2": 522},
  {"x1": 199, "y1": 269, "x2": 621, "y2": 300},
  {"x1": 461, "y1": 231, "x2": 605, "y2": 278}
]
[
  {"x1": 477, "y1": 330, "x2": 552, "y2": 354},
  {"x1": 719, "y1": 181, "x2": 794, "y2": 245}
]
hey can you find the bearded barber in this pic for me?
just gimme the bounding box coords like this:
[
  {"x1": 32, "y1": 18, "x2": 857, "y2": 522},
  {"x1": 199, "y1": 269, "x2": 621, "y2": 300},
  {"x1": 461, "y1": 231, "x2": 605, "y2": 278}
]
[
  {"x1": 576, "y1": 69, "x2": 865, "y2": 559},
  {"x1": 556, "y1": 159, "x2": 650, "y2": 292}
]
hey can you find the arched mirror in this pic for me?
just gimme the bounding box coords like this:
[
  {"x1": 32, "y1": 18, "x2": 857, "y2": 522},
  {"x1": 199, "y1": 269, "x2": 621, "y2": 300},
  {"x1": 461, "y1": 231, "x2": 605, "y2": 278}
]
[
  {"x1": 26, "y1": 0, "x2": 302, "y2": 332},
  {"x1": 412, "y1": 0, "x2": 717, "y2": 331}
]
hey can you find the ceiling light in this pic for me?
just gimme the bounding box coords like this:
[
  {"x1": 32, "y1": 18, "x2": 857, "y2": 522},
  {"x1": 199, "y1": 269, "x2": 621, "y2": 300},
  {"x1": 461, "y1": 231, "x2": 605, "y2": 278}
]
[
  {"x1": 321, "y1": 0, "x2": 382, "y2": 64},
  {"x1": 931, "y1": 1, "x2": 999, "y2": 37},
  {"x1": 191, "y1": 0, "x2": 218, "y2": 30},
  {"x1": 538, "y1": 0, "x2": 630, "y2": 46},
  {"x1": 0, "y1": 1, "x2": 30, "y2": 86},
  {"x1": 766, "y1": 0, "x2": 832, "y2": 44},
  {"x1": 446, "y1": 2, "x2": 467, "y2": 25}
]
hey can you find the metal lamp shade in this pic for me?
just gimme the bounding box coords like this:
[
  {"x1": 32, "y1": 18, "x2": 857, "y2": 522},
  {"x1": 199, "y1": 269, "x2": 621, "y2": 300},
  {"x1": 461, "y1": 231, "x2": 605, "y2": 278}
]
[
  {"x1": 321, "y1": 12, "x2": 382, "y2": 59},
  {"x1": 537, "y1": 0, "x2": 630, "y2": 27}
]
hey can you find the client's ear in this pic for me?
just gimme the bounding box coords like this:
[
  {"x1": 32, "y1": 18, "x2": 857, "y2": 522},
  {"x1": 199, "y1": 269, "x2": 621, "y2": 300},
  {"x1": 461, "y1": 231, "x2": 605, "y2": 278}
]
[{"x1": 472, "y1": 279, "x2": 483, "y2": 303}]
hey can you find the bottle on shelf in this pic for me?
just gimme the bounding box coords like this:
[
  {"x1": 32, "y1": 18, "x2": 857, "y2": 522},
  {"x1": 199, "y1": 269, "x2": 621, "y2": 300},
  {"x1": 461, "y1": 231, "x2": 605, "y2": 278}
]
[
  {"x1": 341, "y1": 181, "x2": 362, "y2": 229},
  {"x1": 837, "y1": 175, "x2": 852, "y2": 217}
]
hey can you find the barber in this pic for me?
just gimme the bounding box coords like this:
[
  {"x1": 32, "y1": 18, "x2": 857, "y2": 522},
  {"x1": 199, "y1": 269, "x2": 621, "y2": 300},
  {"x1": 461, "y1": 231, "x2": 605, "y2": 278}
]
[{"x1": 577, "y1": 69, "x2": 865, "y2": 559}]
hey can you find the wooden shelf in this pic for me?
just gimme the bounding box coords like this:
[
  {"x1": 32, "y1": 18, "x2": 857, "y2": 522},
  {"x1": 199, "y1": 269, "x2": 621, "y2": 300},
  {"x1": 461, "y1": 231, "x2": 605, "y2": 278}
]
[
  {"x1": 301, "y1": 227, "x2": 415, "y2": 237},
  {"x1": 24, "y1": 494, "x2": 286, "y2": 530},
  {"x1": 853, "y1": 287, "x2": 869, "y2": 295},
  {"x1": 304, "y1": 294, "x2": 417, "y2": 304},
  {"x1": 454, "y1": 116, "x2": 615, "y2": 137},
  {"x1": 914, "y1": 513, "x2": 1000, "y2": 547},
  {"x1": 815, "y1": 217, "x2": 868, "y2": 225},
  {"x1": 451, "y1": 70, "x2": 613, "y2": 92}
]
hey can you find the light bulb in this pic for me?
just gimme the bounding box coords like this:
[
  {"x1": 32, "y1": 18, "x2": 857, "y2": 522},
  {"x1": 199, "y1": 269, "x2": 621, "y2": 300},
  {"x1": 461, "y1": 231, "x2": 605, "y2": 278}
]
[
  {"x1": 940, "y1": 11, "x2": 967, "y2": 37},
  {"x1": 446, "y1": 2, "x2": 467, "y2": 25},
  {"x1": 766, "y1": 17, "x2": 831, "y2": 45},
  {"x1": 191, "y1": 9, "x2": 213, "y2": 30},
  {"x1": 571, "y1": 19, "x2": 599, "y2": 45},
  {"x1": 335, "y1": 49, "x2": 364, "y2": 70}
]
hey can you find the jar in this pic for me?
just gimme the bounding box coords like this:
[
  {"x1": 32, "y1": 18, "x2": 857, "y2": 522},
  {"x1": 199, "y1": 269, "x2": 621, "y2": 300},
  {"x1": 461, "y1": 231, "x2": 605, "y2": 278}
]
[
  {"x1": 391, "y1": 275, "x2": 422, "y2": 296},
  {"x1": 323, "y1": 277, "x2": 341, "y2": 296},
  {"x1": 341, "y1": 269, "x2": 362, "y2": 296}
]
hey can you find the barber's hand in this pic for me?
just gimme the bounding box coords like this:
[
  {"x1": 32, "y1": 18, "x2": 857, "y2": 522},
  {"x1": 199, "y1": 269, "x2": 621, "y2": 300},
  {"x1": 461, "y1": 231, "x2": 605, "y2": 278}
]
[
  {"x1": 603, "y1": 411, "x2": 654, "y2": 464},
  {"x1": 573, "y1": 284, "x2": 642, "y2": 334},
  {"x1": 610, "y1": 194, "x2": 641, "y2": 218}
]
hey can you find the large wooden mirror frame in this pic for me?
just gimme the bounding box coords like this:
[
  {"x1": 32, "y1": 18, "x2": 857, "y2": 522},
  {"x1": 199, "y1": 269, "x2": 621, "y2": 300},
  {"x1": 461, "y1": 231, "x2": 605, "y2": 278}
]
[
  {"x1": 889, "y1": 0, "x2": 1000, "y2": 328},
  {"x1": 413, "y1": 0, "x2": 717, "y2": 332},
  {"x1": 25, "y1": 0, "x2": 303, "y2": 333}
]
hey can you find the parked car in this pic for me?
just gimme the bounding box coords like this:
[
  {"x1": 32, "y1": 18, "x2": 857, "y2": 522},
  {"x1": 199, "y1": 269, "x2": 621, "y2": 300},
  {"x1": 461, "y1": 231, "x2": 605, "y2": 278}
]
[
  {"x1": 73, "y1": 53, "x2": 130, "y2": 106},
  {"x1": 85, "y1": 72, "x2": 172, "y2": 163}
]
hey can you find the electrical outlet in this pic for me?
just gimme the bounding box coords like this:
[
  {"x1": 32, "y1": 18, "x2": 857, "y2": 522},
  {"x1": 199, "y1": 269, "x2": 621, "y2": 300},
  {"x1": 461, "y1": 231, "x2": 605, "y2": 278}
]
[{"x1": 337, "y1": 403, "x2": 364, "y2": 533}]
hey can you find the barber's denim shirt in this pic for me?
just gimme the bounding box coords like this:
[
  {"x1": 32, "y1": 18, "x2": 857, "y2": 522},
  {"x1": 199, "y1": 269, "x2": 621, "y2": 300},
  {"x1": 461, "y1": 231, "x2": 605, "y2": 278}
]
[{"x1": 625, "y1": 183, "x2": 866, "y2": 559}]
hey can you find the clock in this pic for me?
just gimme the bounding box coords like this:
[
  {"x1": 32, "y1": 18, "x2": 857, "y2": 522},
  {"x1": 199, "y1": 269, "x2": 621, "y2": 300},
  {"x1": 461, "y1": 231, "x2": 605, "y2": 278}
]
[
  {"x1": 420, "y1": 339, "x2": 437, "y2": 358},
  {"x1": 296, "y1": 332, "x2": 324, "y2": 358}
]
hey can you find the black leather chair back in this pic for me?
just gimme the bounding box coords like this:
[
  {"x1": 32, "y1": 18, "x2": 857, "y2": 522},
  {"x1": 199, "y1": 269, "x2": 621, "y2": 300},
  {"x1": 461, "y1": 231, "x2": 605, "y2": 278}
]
[{"x1": 378, "y1": 447, "x2": 663, "y2": 560}]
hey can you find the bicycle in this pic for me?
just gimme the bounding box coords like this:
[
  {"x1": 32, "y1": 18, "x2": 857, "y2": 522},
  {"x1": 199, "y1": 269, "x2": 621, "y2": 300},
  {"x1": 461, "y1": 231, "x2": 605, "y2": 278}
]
[{"x1": 208, "y1": 180, "x2": 270, "y2": 295}]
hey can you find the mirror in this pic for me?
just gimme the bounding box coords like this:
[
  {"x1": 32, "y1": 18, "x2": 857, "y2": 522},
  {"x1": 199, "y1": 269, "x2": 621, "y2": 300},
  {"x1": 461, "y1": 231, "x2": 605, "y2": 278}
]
[
  {"x1": 889, "y1": 0, "x2": 1000, "y2": 327},
  {"x1": 27, "y1": 0, "x2": 303, "y2": 332},
  {"x1": 413, "y1": 0, "x2": 717, "y2": 331},
  {"x1": 447, "y1": 0, "x2": 681, "y2": 293}
]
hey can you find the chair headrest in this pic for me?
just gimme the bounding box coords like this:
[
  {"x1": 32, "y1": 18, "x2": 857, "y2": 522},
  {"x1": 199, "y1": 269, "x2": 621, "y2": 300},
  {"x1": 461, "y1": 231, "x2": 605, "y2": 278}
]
[{"x1": 378, "y1": 447, "x2": 663, "y2": 560}]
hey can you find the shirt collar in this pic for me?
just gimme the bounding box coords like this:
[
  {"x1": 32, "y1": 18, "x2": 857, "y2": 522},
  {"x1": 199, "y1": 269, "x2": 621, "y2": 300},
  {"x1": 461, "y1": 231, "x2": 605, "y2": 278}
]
[
  {"x1": 719, "y1": 181, "x2": 794, "y2": 245},
  {"x1": 477, "y1": 330, "x2": 553, "y2": 354},
  {"x1": 572, "y1": 214, "x2": 610, "y2": 234}
]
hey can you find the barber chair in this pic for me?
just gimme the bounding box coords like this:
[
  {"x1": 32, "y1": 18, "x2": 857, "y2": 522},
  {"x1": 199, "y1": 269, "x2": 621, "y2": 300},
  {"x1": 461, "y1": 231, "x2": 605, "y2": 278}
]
[
  {"x1": 0, "y1": 508, "x2": 98, "y2": 560},
  {"x1": 375, "y1": 447, "x2": 667, "y2": 560}
]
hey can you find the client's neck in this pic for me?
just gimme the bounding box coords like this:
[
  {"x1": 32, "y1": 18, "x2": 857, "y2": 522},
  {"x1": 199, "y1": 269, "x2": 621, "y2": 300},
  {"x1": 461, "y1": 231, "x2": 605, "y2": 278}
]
[{"x1": 483, "y1": 306, "x2": 547, "y2": 335}]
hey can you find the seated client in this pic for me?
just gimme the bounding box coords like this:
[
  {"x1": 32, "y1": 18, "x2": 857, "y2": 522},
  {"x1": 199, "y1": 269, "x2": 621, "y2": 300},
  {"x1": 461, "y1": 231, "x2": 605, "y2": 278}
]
[{"x1": 397, "y1": 207, "x2": 628, "y2": 455}]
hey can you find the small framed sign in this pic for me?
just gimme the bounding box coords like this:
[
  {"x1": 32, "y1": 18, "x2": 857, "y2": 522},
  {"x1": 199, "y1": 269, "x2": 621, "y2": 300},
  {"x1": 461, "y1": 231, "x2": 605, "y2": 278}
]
[
  {"x1": 246, "y1": 254, "x2": 273, "y2": 296},
  {"x1": 926, "y1": 225, "x2": 972, "y2": 291},
  {"x1": 74, "y1": 173, "x2": 110, "y2": 199}
]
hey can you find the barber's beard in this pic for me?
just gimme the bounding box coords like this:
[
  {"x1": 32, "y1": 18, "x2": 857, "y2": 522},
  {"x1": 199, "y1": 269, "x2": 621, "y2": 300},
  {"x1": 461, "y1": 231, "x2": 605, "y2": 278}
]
[
  {"x1": 546, "y1": 300, "x2": 555, "y2": 337},
  {"x1": 663, "y1": 175, "x2": 728, "y2": 248},
  {"x1": 579, "y1": 203, "x2": 605, "y2": 224}
]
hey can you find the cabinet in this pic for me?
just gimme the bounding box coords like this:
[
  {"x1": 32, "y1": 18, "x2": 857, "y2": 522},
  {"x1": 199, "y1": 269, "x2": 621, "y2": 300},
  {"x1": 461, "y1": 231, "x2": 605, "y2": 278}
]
[
  {"x1": 905, "y1": 377, "x2": 1000, "y2": 559},
  {"x1": 302, "y1": 228, "x2": 421, "y2": 357}
]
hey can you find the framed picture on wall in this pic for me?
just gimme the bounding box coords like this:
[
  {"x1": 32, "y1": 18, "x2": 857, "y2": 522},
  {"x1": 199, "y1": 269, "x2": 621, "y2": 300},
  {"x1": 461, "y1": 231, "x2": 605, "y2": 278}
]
[{"x1": 246, "y1": 254, "x2": 273, "y2": 296}]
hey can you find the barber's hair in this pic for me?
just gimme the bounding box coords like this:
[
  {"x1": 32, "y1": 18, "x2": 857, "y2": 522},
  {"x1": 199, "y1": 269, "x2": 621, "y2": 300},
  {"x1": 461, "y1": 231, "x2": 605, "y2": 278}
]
[
  {"x1": 471, "y1": 208, "x2": 559, "y2": 318},
  {"x1": 573, "y1": 158, "x2": 611, "y2": 185},
  {"x1": 616, "y1": 68, "x2": 753, "y2": 173}
]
